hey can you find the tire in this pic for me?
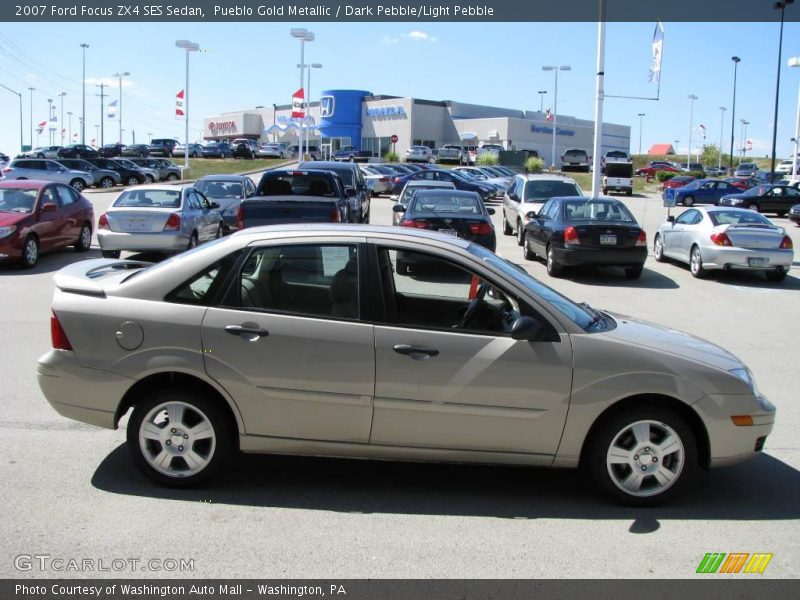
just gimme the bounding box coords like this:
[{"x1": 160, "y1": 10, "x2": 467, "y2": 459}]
[
  {"x1": 585, "y1": 406, "x2": 697, "y2": 506},
  {"x1": 36, "y1": 153, "x2": 44, "y2": 158},
  {"x1": 166, "y1": 174, "x2": 179, "y2": 182},
  {"x1": 126, "y1": 388, "x2": 233, "y2": 487},
  {"x1": 125, "y1": 176, "x2": 139, "y2": 187},
  {"x1": 214, "y1": 224, "x2": 223, "y2": 239},
  {"x1": 746, "y1": 203, "x2": 759, "y2": 212},
  {"x1": 653, "y1": 234, "x2": 666, "y2": 262},
  {"x1": 21, "y1": 235, "x2": 38, "y2": 269},
  {"x1": 689, "y1": 245, "x2": 706, "y2": 278},
  {"x1": 602, "y1": 188, "x2": 608, "y2": 195},
  {"x1": 98, "y1": 176, "x2": 114, "y2": 189},
  {"x1": 626, "y1": 190, "x2": 633, "y2": 197},
  {"x1": 144, "y1": 175, "x2": 155, "y2": 184},
  {"x1": 502, "y1": 214, "x2": 513, "y2": 236},
  {"x1": 187, "y1": 232, "x2": 198, "y2": 251},
  {"x1": 523, "y1": 235, "x2": 536, "y2": 261},
  {"x1": 683, "y1": 195, "x2": 695, "y2": 207},
  {"x1": 516, "y1": 221, "x2": 525, "y2": 246},
  {"x1": 765, "y1": 267, "x2": 788, "y2": 282},
  {"x1": 776, "y1": 211, "x2": 787, "y2": 218},
  {"x1": 75, "y1": 223, "x2": 92, "y2": 252},
  {"x1": 101, "y1": 250, "x2": 121, "y2": 259},
  {"x1": 625, "y1": 265, "x2": 644, "y2": 279},
  {"x1": 69, "y1": 178, "x2": 86, "y2": 192},
  {"x1": 546, "y1": 245, "x2": 563, "y2": 277}
]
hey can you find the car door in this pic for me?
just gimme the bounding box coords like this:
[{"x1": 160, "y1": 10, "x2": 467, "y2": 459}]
[
  {"x1": 194, "y1": 190, "x2": 218, "y2": 240},
  {"x1": 33, "y1": 186, "x2": 63, "y2": 251},
  {"x1": 54, "y1": 184, "x2": 82, "y2": 244},
  {"x1": 504, "y1": 177, "x2": 521, "y2": 228},
  {"x1": 661, "y1": 209, "x2": 695, "y2": 261},
  {"x1": 369, "y1": 244, "x2": 572, "y2": 457},
  {"x1": 713, "y1": 181, "x2": 732, "y2": 204},
  {"x1": 528, "y1": 199, "x2": 556, "y2": 255},
  {"x1": 201, "y1": 240, "x2": 375, "y2": 443}
]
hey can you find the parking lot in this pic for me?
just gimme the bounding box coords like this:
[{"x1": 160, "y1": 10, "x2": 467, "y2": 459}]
[{"x1": 1, "y1": 176, "x2": 799, "y2": 578}]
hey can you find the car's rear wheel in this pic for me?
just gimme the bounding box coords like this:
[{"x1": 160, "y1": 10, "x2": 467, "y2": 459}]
[
  {"x1": 127, "y1": 389, "x2": 233, "y2": 487},
  {"x1": 690, "y1": 245, "x2": 706, "y2": 278},
  {"x1": 523, "y1": 235, "x2": 536, "y2": 261},
  {"x1": 144, "y1": 174, "x2": 155, "y2": 184},
  {"x1": 21, "y1": 235, "x2": 38, "y2": 269},
  {"x1": 166, "y1": 174, "x2": 178, "y2": 182},
  {"x1": 585, "y1": 407, "x2": 697, "y2": 506},
  {"x1": 101, "y1": 250, "x2": 121, "y2": 258},
  {"x1": 126, "y1": 176, "x2": 139, "y2": 186},
  {"x1": 75, "y1": 223, "x2": 92, "y2": 252},
  {"x1": 214, "y1": 224, "x2": 223, "y2": 239},
  {"x1": 683, "y1": 195, "x2": 695, "y2": 207},
  {"x1": 98, "y1": 176, "x2": 114, "y2": 188},
  {"x1": 546, "y1": 245, "x2": 563, "y2": 277},
  {"x1": 765, "y1": 267, "x2": 788, "y2": 282},
  {"x1": 502, "y1": 214, "x2": 513, "y2": 235},
  {"x1": 69, "y1": 178, "x2": 86, "y2": 192},
  {"x1": 653, "y1": 234, "x2": 666, "y2": 262},
  {"x1": 516, "y1": 221, "x2": 525, "y2": 246},
  {"x1": 187, "y1": 232, "x2": 198, "y2": 251}
]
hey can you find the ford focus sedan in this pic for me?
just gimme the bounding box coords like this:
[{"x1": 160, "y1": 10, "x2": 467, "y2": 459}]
[
  {"x1": 96, "y1": 185, "x2": 223, "y2": 258},
  {"x1": 38, "y1": 225, "x2": 775, "y2": 505}
]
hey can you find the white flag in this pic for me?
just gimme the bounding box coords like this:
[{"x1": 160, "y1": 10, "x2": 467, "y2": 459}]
[
  {"x1": 108, "y1": 100, "x2": 118, "y2": 119},
  {"x1": 649, "y1": 21, "x2": 664, "y2": 83}
]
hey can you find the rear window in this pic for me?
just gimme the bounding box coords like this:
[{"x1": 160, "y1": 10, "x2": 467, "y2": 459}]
[
  {"x1": 410, "y1": 193, "x2": 481, "y2": 214},
  {"x1": 564, "y1": 200, "x2": 635, "y2": 223},
  {"x1": 257, "y1": 173, "x2": 337, "y2": 197},
  {"x1": 708, "y1": 210, "x2": 772, "y2": 226},
  {"x1": 564, "y1": 150, "x2": 587, "y2": 157},
  {"x1": 523, "y1": 180, "x2": 581, "y2": 201},
  {"x1": 195, "y1": 180, "x2": 243, "y2": 198},
  {"x1": 114, "y1": 189, "x2": 182, "y2": 208}
]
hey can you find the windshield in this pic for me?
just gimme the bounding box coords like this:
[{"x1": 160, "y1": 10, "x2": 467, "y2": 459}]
[
  {"x1": 523, "y1": 180, "x2": 581, "y2": 201},
  {"x1": 195, "y1": 180, "x2": 243, "y2": 198},
  {"x1": 0, "y1": 188, "x2": 38, "y2": 212},
  {"x1": 114, "y1": 189, "x2": 182, "y2": 208},
  {"x1": 466, "y1": 244, "x2": 595, "y2": 330},
  {"x1": 115, "y1": 158, "x2": 137, "y2": 168}
]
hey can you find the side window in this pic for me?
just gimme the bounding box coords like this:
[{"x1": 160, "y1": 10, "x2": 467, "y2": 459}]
[
  {"x1": 166, "y1": 251, "x2": 242, "y2": 306},
  {"x1": 675, "y1": 209, "x2": 698, "y2": 225},
  {"x1": 546, "y1": 201, "x2": 560, "y2": 220},
  {"x1": 186, "y1": 193, "x2": 200, "y2": 210},
  {"x1": 40, "y1": 188, "x2": 57, "y2": 206},
  {"x1": 56, "y1": 185, "x2": 77, "y2": 206},
  {"x1": 47, "y1": 161, "x2": 62, "y2": 171},
  {"x1": 691, "y1": 211, "x2": 704, "y2": 225},
  {"x1": 194, "y1": 191, "x2": 209, "y2": 208},
  {"x1": 539, "y1": 200, "x2": 553, "y2": 219},
  {"x1": 236, "y1": 244, "x2": 359, "y2": 320},
  {"x1": 377, "y1": 248, "x2": 520, "y2": 335},
  {"x1": 31, "y1": 161, "x2": 46, "y2": 170}
]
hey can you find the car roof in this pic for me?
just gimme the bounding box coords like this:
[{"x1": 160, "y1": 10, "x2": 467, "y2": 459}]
[
  {"x1": 405, "y1": 180, "x2": 455, "y2": 187},
  {"x1": 518, "y1": 174, "x2": 579, "y2": 183},
  {"x1": 300, "y1": 161, "x2": 357, "y2": 169},
  {"x1": 412, "y1": 189, "x2": 479, "y2": 197},
  {"x1": 0, "y1": 179, "x2": 49, "y2": 189},
  {"x1": 196, "y1": 174, "x2": 248, "y2": 182},
  {"x1": 119, "y1": 184, "x2": 186, "y2": 192}
]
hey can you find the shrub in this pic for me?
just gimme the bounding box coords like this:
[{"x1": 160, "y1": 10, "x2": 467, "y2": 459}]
[
  {"x1": 657, "y1": 170, "x2": 705, "y2": 182},
  {"x1": 524, "y1": 156, "x2": 544, "y2": 174},
  {"x1": 477, "y1": 152, "x2": 500, "y2": 166},
  {"x1": 384, "y1": 151, "x2": 399, "y2": 162}
]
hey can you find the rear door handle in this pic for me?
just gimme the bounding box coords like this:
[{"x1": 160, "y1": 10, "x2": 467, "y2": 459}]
[
  {"x1": 393, "y1": 344, "x2": 439, "y2": 358},
  {"x1": 225, "y1": 325, "x2": 269, "y2": 337}
]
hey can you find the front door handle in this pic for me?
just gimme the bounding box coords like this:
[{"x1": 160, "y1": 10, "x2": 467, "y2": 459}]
[
  {"x1": 393, "y1": 344, "x2": 439, "y2": 358},
  {"x1": 225, "y1": 325, "x2": 269, "y2": 338}
]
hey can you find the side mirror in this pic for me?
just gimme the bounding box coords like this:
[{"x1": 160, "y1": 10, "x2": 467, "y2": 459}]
[
  {"x1": 41, "y1": 202, "x2": 58, "y2": 212},
  {"x1": 667, "y1": 215, "x2": 675, "y2": 223},
  {"x1": 486, "y1": 207, "x2": 495, "y2": 215},
  {"x1": 511, "y1": 315, "x2": 545, "y2": 341},
  {"x1": 345, "y1": 188, "x2": 357, "y2": 197},
  {"x1": 209, "y1": 201, "x2": 220, "y2": 209},
  {"x1": 392, "y1": 204, "x2": 405, "y2": 212},
  {"x1": 525, "y1": 211, "x2": 538, "y2": 220},
  {"x1": 508, "y1": 193, "x2": 518, "y2": 201}
]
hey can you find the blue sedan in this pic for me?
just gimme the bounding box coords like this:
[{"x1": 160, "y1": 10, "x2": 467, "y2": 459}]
[
  {"x1": 390, "y1": 168, "x2": 494, "y2": 200},
  {"x1": 668, "y1": 179, "x2": 742, "y2": 207}
]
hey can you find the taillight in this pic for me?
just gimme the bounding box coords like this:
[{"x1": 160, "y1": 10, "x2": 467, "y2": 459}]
[
  {"x1": 380, "y1": 176, "x2": 388, "y2": 183},
  {"x1": 635, "y1": 230, "x2": 647, "y2": 247},
  {"x1": 710, "y1": 232, "x2": 732, "y2": 246},
  {"x1": 564, "y1": 226, "x2": 580, "y2": 244},
  {"x1": 163, "y1": 213, "x2": 181, "y2": 231},
  {"x1": 469, "y1": 222, "x2": 493, "y2": 235},
  {"x1": 780, "y1": 235, "x2": 793, "y2": 250},
  {"x1": 50, "y1": 312, "x2": 72, "y2": 351},
  {"x1": 98, "y1": 213, "x2": 109, "y2": 230},
  {"x1": 402, "y1": 219, "x2": 428, "y2": 229},
  {"x1": 330, "y1": 206, "x2": 341, "y2": 223},
  {"x1": 236, "y1": 205, "x2": 244, "y2": 230},
  {"x1": 2, "y1": 167, "x2": 11, "y2": 174}
]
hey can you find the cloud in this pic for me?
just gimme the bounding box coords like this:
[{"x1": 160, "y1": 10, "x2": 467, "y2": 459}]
[{"x1": 407, "y1": 30, "x2": 438, "y2": 42}]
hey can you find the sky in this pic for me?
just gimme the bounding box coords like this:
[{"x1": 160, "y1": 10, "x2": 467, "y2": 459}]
[{"x1": 1, "y1": 20, "x2": 799, "y2": 161}]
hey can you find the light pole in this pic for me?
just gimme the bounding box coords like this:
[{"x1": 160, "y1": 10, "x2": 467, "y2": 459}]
[
  {"x1": 789, "y1": 56, "x2": 800, "y2": 183},
  {"x1": 27, "y1": 86, "x2": 35, "y2": 149},
  {"x1": 67, "y1": 111, "x2": 73, "y2": 143},
  {"x1": 718, "y1": 106, "x2": 726, "y2": 170},
  {"x1": 740, "y1": 119, "x2": 750, "y2": 159},
  {"x1": 112, "y1": 72, "x2": 130, "y2": 144},
  {"x1": 538, "y1": 90, "x2": 547, "y2": 113},
  {"x1": 147, "y1": 132, "x2": 153, "y2": 143},
  {"x1": 58, "y1": 92, "x2": 66, "y2": 145},
  {"x1": 0, "y1": 83, "x2": 23, "y2": 154},
  {"x1": 94, "y1": 124, "x2": 99, "y2": 145},
  {"x1": 637, "y1": 113, "x2": 645, "y2": 156},
  {"x1": 728, "y1": 56, "x2": 741, "y2": 173},
  {"x1": 80, "y1": 43, "x2": 89, "y2": 144},
  {"x1": 47, "y1": 98, "x2": 53, "y2": 145},
  {"x1": 95, "y1": 84, "x2": 106, "y2": 147},
  {"x1": 542, "y1": 65, "x2": 571, "y2": 169},
  {"x1": 298, "y1": 62, "x2": 322, "y2": 154},
  {"x1": 175, "y1": 40, "x2": 200, "y2": 173},
  {"x1": 686, "y1": 94, "x2": 698, "y2": 169},
  {"x1": 770, "y1": 0, "x2": 794, "y2": 176},
  {"x1": 291, "y1": 28, "x2": 315, "y2": 159}
]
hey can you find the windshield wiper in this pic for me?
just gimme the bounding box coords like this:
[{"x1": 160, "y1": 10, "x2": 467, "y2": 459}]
[{"x1": 580, "y1": 302, "x2": 604, "y2": 327}]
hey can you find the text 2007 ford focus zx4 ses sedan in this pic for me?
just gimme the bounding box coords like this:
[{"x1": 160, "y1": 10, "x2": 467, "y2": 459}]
[{"x1": 37, "y1": 225, "x2": 775, "y2": 505}]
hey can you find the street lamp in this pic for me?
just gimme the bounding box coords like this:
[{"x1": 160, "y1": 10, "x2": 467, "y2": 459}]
[
  {"x1": 740, "y1": 119, "x2": 750, "y2": 159},
  {"x1": 58, "y1": 92, "x2": 66, "y2": 145},
  {"x1": 175, "y1": 40, "x2": 200, "y2": 173},
  {"x1": 718, "y1": 106, "x2": 727, "y2": 170},
  {"x1": 538, "y1": 90, "x2": 547, "y2": 113},
  {"x1": 67, "y1": 111, "x2": 73, "y2": 143},
  {"x1": 290, "y1": 28, "x2": 315, "y2": 159},
  {"x1": 789, "y1": 56, "x2": 800, "y2": 183},
  {"x1": 147, "y1": 132, "x2": 153, "y2": 143},
  {"x1": 687, "y1": 94, "x2": 698, "y2": 169},
  {"x1": 542, "y1": 65, "x2": 571, "y2": 169},
  {"x1": 298, "y1": 62, "x2": 322, "y2": 155},
  {"x1": 770, "y1": 0, "x2": 794, "y2": 176},
  {"x1": 0, "y1": 83, "x2": 23, "y2": 154},
  {"x1": 80, "y1": 43, "x2": 89, "y2": 144},
  {"x1": 27, "y1": 86, "x2": 35, "y2": 149},
  {"x1": 112, "y1": 72, "x2": 130, "y2": 144},
  {"x1": 47, "y1": 98, "x2": 53, "y2": 145},
  {"x1": 637, "y1": 113, "x2": 645, "y2": 156},
  {"x1": 729, "y1": 56, "x2": 741, "y2": 173}
]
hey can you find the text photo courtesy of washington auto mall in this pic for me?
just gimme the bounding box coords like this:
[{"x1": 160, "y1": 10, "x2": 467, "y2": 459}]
[{"x1": 0, "y1": 1, "x2": 800, "y2": 599}]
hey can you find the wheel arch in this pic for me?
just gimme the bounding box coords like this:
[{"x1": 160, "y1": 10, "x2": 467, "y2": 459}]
[
  {"x1": 114, "y1": 371, "x2": 243, "y2": 445},
  {"x1": 577, "y1": 393, "x2": 711, "y2": 470}
]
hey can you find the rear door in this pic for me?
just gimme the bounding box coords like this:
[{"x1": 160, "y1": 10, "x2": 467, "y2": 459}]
[{"x1": 54, "y1": 184, "x2": 83, "y2": 243}]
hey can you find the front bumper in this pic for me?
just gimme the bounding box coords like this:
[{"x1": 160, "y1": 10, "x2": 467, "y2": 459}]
[
  {"x1": 97, "y1": 229, "x2": 190, "y2": 252},
  {"x1": 552, "y1": 244, "x2": 648, "y2": 267},
  {"x1": 699, "y1": 246, "x2": 793, "y2": 271}
]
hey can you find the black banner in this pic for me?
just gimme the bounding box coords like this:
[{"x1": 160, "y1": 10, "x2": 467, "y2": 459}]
[{"x1": 2, "y1": 0, "x2": 800, "y2": 23}]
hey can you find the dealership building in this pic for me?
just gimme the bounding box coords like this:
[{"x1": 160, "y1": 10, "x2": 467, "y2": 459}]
[{"x1": 202, "y1": 90, "x2": 630, "y2": 164}]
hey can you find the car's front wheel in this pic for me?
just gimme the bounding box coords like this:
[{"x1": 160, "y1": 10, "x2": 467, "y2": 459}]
[
  {"x1": 653, "y1": 234, "x2": 665, "y2": 262},
  {"x1": 98, "y1": 176, "x2": 115, "y2": 188},
  {"x1": 125, "y1": 176, "x2": 139, "y2": 186},
  {"x1": 516, "y1": 221, "x2": 525, "y2": 246},
  {"x1": 21, "y1": 235, "x2": 39, "y2": 268},
  {"x1": 585, "y1": 407, "x2": 697, "y2": 506},
  {"x1": 69, "y1": 178, "x2": 86, "y2": 192},
  {"x1": 144, "y1": 174, "x2": 155, "y2": 184},
  {"x1": 126, "y1": 389, "x2": 233, "y2": 487}
]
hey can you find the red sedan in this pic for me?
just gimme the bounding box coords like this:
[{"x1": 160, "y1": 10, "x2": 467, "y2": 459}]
[
  {"x1": 636, "y1": 164, "x2": 681, "y2": 178},
  {"x1": 662, "y1": 175, "x2": 696, "y2": 191},
  {"x1": 0, "y1": 180, "x2": 94, "y2": 268},
  {"x1": 723, "y1": 177, "x2": 758, "y2": 191}
]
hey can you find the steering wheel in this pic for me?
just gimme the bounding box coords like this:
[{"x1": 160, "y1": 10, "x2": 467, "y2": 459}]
[{"x1": 458, "y1": 283, "x2": 488, "y2": 329}]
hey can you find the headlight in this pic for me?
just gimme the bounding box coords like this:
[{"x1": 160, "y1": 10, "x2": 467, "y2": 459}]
[
  {"x1": 729, "y1": 198, "x2": 743, "y2": 205},
  {"x1": 0, "y1": 225, "x2": 17, "y2": 238},
  {"x1": 729, "y1": 367, "x2": 760, "y2": 397}
]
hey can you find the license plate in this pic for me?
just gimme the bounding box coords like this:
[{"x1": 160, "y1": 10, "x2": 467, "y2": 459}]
[
  {"x1": 127, "y1": 219, "x2": 148, "y2": 230},
  {"x1": 600, "y1": 234, "x2": 617, "y2": 245},
  {"x1": 438, "y1": 229, "x2": 458, "y2": 236},
  {"x1": 748, "y1": 257, "x2": 768, "y2": 267}
]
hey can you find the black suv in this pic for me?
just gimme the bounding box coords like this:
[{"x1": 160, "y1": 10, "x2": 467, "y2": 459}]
[
  {"x1": 85, "y1": 158, "x2": 146, "y2": 186},
  {"x1": 299, "y1": 160, "x2": 370, "y2": 223},
  {"x1": 231, "y1": 139, "x2": 258, "y2": 159},
  {"x1": 149, "y1": 138, "x2": 178, "y2": 157}
]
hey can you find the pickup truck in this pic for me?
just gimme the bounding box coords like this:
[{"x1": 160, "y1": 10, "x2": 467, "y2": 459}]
[
  {"x1": 437, "y1": 144, "x2": 468, "y2": 165},
  {"x1": 236, "y1": 169, "x2": 351, "y2": 229},
  {"x1": 332, "y1": 146, "x2": 373, "y2": 162}
]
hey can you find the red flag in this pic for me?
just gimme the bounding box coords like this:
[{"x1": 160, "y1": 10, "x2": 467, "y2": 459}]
[
  {"x1": 292, "y1": 88, "x2": 305, "y2": 118},
  {"x1": 545, "y1": 108, "x2": 554, "y2": 122},
  {"x1": 176, "y1": 89, "x2": 185, "y2": 118}
]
